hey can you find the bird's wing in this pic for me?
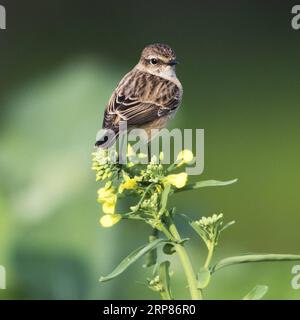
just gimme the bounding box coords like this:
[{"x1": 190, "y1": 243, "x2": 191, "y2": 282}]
[{"x1": 103, "y1": 70, "x2": 181, "y2": 128}]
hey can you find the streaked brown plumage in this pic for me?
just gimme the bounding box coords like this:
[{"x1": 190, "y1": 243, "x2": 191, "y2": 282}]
[{"x1": 96, "y1": 43, "x2": 183, "y2": 147}]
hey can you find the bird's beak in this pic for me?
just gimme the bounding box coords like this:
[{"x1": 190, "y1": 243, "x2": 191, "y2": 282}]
[{"x1": 168, "y1": 59, "x2": 179, "y2": 66}]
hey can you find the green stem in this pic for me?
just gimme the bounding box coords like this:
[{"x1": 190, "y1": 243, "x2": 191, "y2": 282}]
[
  {"x1": 165, "y1": 217, "x2": 203, "y2": 300},
  {"x1": 160, "y1": 292, "x2": 172, "y2": 300},
  {"x1": 204, "y1": 244, "x2": 214, "y2": 269},
  {"x1": 160, "y1": 223, "x2": 176, "y2": 241},
  {"x1": 166, "y1": 163, "x2": 177, "y2": 172},
  {"x1": 131, "y1": 183, "x2": 154, "y2": 214}
]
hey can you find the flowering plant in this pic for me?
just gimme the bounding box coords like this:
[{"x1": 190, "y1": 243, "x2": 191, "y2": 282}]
[{"x1": 92, "y1": 147, "x2": 300, "y2": 300}]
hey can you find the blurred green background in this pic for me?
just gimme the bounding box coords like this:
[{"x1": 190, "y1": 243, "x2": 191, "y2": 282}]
[{"x1": 0, "y1": 0, "x2": 299, "y2": 299}]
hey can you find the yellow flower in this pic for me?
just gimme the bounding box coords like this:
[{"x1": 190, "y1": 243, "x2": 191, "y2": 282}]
[
  {"x1": 164, "y1": 173, "x2": 188, "y2": 189},
  {"x1": 97, "y1": 183, "x2": 117, "y2": 214},
  {"x1": 97, "y1": 183, "x2": 115, "y2": 203},
  {"x1": 102, "y1": 201, "x2": 116, "y2": 214},
  {"x1": 99, "y1": 214, "x2": 122, "y2": 228},
  {"x1": 155, "y1": 184, "x2": 163, "y2": 193},
  {"x1": 176, "y1": 150, "x2": 194, "y2": 167},
  {"x1": 119, "y1": 173, "x2": 138, "y2": 193}
]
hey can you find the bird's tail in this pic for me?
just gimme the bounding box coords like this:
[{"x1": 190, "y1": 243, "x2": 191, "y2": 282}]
[{"x1": 95, "y1": 128, "x2": 119, "y2": 148}]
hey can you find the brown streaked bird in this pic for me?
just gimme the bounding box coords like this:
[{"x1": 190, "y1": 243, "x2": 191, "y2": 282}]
[{"x1": 95, "y1": 43, "x2": 183, "y2": 147}]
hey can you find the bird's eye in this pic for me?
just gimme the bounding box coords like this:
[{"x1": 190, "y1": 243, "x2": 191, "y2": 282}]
[{"x1": 150, "y1": 58, "x2": 158, "y2": 65}]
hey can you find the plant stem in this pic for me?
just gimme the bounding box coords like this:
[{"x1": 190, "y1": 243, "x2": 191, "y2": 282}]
[
  {"x1": 131, "y1": 183, "x2": 154, "y2": 214},
  {"x1": 165, "y1": 217, "x2": 203, "y2": 300},
  {"x1": 204, "y1": 244, "x2": 214, "y2": 269},
  {"x1": 160, "y1": 223, "x2": 176, "y2": 241}
]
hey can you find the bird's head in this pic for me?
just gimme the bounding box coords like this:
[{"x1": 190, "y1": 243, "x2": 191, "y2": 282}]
[{"x1": 137, "y1": 43, "x2": 178, "y2": 78}]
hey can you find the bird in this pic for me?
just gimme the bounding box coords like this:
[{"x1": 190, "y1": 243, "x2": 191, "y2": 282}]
[{"x1": 95, "y1": 43, "x2": 183, "y2": 149}]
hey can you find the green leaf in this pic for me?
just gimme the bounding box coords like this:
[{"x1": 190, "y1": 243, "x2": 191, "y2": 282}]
[
  {"x1": 197, "y1": 267, "x2": 211, "y2": 289},
  {"x1": 189, "y1": 221, "x2": 209, "y2": 248},
  {"x1": 212, "y1": 254, "x2": 300, "y2": 273},
  {"x1": 159, "y1": 261, "x2": 173, "y2": 300},
  {"x1": 159, "y1": 183, "x2": 171, "y2": 214},
  {"x1": 243, "y1": 285, "x2": 268, "y2": 300},
  {"x1": 100, "y1": 239, "x2": 170, "y2": 282},
  {"x1": 175, "y1": 179, "x2": 238, "y2": 193},
  {"x1": 220, "y1": 220, "x2": 235, "y2": 232},
  {"x1": 178, "y1": 238, "x2": 190, "y2": 245}
]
